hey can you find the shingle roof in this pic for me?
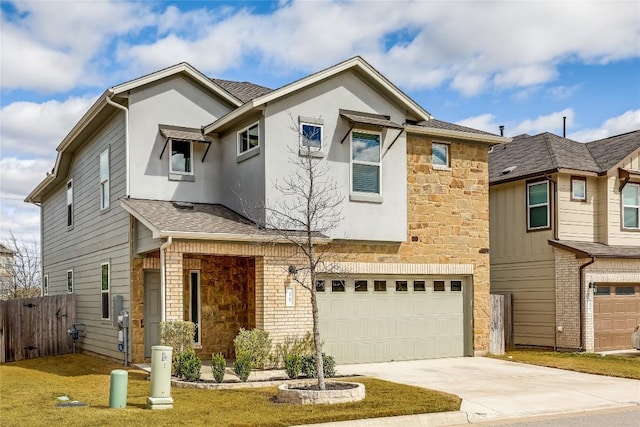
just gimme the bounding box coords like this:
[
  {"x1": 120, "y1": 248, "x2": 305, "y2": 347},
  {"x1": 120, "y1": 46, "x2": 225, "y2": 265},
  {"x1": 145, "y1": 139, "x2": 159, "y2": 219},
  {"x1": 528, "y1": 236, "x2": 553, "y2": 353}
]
[
  {"x1": 120, "y1": 198, "x2": 325, "y2": 241},
  {"x1": 586, "y1": 130, "x2": 640, "y2": 171},
  {"x1": 417, "y1": 118, "x2": 498, "y2": 136},
  {"x1": 549, "y1": 240, "x2": 640, "y2": 259},
  {"x1": 0, "y1": 243, "x2": 14, "y2": 255},
  {"x1": 159, "y1": 125, "x2": 212, "y2": 142},
  {"x1": 211, "y1": 79, "x2": 273, "y2": 103},
  {"x1": 489, "y1": 131, "x2": 639, "y2": 185},
  {"x1": 339, "y1": 110, "x2": 403, "y2": 129}
]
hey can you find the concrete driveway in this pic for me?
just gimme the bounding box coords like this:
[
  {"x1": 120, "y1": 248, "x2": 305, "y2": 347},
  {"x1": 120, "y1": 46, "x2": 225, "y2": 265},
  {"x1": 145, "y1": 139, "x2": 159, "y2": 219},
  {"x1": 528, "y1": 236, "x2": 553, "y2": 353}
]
[{"x1": 339, "y1": 357, "x2": 640, "y2": 423}]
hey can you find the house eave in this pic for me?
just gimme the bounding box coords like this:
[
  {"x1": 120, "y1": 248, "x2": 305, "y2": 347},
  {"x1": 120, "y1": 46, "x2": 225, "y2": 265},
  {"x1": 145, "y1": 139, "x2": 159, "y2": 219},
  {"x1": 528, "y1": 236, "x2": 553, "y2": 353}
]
[
  {"x1": 156, "y1": 230, "x2": 332, "y2": 245},
  {"x1": 406, "y1": 124, "x2": 510, "y2": 145}
]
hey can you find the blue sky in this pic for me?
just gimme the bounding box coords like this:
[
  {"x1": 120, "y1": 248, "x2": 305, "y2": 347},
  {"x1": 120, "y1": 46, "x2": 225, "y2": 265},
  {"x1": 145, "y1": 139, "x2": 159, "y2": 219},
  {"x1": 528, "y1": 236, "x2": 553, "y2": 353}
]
[{"x1": 1, "y1": 0, "x2": 639, "y2": 243}]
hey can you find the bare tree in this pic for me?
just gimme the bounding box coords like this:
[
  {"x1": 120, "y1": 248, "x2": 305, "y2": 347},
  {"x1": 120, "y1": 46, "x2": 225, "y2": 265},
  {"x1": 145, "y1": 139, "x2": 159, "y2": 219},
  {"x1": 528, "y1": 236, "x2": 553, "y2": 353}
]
[
  {"x1": 0, "y1": 232, "x2": 41, "y2": 299},
  {"x1": 259, "y1": 122, "x2": 344, "y2": 390}
]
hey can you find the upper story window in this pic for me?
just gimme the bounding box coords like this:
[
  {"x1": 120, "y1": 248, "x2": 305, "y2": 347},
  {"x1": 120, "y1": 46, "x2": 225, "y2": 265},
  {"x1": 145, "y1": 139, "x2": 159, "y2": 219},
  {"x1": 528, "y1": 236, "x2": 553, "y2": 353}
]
[
  {"x1": 67, "y1": 269, "x2": 74, "y2": 294},
  {"x1": 301, "y1": 123, "x2": 322, "y2": 150},
  {"x1": 101, "y1": 263, "x2": 110, "y2": 319},
  {"x1": 527, "y1": 180, "x2": 550, "y2": 231},
  {"x1": 170, "y1": 140, "x2": 192, "y2": 175},
  {"x1": 66, "y1": 180, "x2": 73, "y2": 227},
  {"x1": 351, "y1": 131, "x2": 381, "y2": 195},
  {"x1": 622, "y1": 183, "x2": 639, "y2": 229},
  {"x1": 238, "y1": 123, "x2": 259, "y2": 155},
  {"x1": 571, "y1": 176, "x2": 586, "y2": 201},
  {"x1": 432, "y1": 142, "x2": 450, "y2": 169},
  {"x1": 100, "y1": 148, "x2": 110, "y2": 210}
]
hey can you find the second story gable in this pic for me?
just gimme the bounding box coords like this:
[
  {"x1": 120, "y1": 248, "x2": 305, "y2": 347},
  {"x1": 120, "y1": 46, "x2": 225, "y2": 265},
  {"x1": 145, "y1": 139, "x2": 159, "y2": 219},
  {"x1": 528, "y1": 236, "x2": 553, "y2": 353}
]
[{"x1": 489, "y1": 130, "x2": 640, "y2": 251}]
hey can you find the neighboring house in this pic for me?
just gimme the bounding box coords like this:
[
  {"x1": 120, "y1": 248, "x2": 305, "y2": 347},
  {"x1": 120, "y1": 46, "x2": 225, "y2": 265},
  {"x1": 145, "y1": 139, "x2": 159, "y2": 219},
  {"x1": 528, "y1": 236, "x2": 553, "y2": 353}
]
[
  {"x1": 489, "y1": 130, "x2": 640, "y2": 352},
  {"x1": 0, "y1": 243, "x2": 15, "y2": 300},
  {"x1": 26, "y1": 57, "x2": 506, "y2": 363}
]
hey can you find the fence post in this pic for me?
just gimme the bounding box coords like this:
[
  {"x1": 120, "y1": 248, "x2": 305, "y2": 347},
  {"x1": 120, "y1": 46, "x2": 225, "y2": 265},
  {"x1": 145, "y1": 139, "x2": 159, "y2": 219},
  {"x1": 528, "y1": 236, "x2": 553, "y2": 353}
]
[{"x1": 490, "y1": 294, "x2": 505, "y2": 355}]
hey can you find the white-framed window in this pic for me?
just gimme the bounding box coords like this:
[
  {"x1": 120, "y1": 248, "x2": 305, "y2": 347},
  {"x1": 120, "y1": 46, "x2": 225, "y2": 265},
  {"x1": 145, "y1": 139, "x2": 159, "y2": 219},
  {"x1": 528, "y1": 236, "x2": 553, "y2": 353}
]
[
  {"x1": 170, "y1": 140, "x2": 193, "y2": 175},
  {"x1": 100, "y1": 148, "x2": 110, "y2": 210},
  {"x1": 432, "y1": 142, "x2": 450, "y2": 169},
  {"x1": 101, "y1": 263, "x2": 110, "y2": 319},
  {"x1": 43, "y1": 274, "x2": 49, "y2": 296},
  {"x1": 237, "y1": 122, "x2": 259, "y2": 155},
  {"x1": 67, "y1": 269, "x2": 74, "y2": 294},
  {"x1": 66, "y1": 179, "x2": 73, "y2": 227},
  {"x1": 190, "y1": 271, "x2": 201, "y2": 345},
  {"x1": 622, "y1": 183, "x2": 639, "y2": 229},
  {"x1": 571, "y1": 176, "x2": 586, "y2": 201},
  {"x1": 351, "y1": 130, "x2": 381, "y2": 195},
  {"x1": 300, "y1": 122, "x2": 322, "y2": 150},
  {"x1": 527, "y1": 180, "x2": 550, "y2": 230}
]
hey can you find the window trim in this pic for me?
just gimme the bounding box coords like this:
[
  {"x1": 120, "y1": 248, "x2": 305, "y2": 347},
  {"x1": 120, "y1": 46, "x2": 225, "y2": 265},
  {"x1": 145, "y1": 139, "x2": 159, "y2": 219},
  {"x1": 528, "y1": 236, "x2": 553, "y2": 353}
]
[
  {"x1": 101, "y1": 262, "x2": 110, "y2": 320},
  {"x1": 350, "y1": 129, "x2": 382, "y2": 198},
  {"x1": 66, "y1": 179, "x2": 73, "y2": 228},
  {"x1": 100, "y1": 148, "x2": 110, "y2": 210},
  {"x1": 190, "y1": 270, "x2": 201, "y2": 345},
  {"x1": 432, "y1": 141, "x2": 450, "y2": 170},
  {"x1": 169, "y1": 139, "x2": 194, "y2": 176},
  {"x1": 43, "y1": 274, "x2": 48, "y2": 296},
  {"x1": 526, "y1": 179, "x2": 551, "y2": 231},
  {"x1": 237, "y1": 122, "x2": 260, "y2": 160},
  {"x1": 570, "y1": 176, "x2": 586, "y2": 202},
  {"x1": 67, "y1": 269, "x2": 74, "y2": 294},
  {"x1": 621, "y1": 182, "x2": 640, "y2": 231}
]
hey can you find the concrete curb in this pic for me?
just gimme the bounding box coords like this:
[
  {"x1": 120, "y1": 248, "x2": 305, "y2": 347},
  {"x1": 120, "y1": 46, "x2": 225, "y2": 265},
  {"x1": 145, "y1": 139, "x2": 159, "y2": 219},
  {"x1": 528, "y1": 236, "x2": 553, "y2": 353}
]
[{"x1": 294, "y1": 411, "x2": 469, "y2": 427}]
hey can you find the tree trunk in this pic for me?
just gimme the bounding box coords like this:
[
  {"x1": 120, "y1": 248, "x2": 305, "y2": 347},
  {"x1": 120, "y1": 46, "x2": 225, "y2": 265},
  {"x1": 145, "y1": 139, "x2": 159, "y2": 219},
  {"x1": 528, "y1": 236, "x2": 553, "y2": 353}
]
[{"x1": 310, "y1": 284, "x2": 325, "y2": 390}]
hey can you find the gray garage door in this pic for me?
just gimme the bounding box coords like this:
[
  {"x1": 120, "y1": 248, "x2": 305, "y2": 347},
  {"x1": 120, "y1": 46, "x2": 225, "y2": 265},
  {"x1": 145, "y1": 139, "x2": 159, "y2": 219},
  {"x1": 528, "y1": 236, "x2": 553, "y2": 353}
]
[{"x1": 317, "y1": 276, "x2": 468, "y2": 364}]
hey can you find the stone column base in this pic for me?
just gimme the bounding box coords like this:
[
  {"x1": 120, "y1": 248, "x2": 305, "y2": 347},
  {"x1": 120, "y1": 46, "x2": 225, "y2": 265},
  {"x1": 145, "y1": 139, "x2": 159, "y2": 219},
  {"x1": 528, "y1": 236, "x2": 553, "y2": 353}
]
[{"x1": 147, "y1": 396, "x2": 174, "y2": 410}]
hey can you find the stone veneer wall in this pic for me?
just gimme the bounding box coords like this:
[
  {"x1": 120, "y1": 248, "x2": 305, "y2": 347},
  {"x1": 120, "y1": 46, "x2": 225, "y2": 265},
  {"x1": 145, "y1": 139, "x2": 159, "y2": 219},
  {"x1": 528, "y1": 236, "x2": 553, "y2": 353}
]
[
  {"x1": 554, "y1": 248, "x2": 640, "y2": 352},
  {"x1": 129, "y1": 133, "x2": 492, "y2": 361}
]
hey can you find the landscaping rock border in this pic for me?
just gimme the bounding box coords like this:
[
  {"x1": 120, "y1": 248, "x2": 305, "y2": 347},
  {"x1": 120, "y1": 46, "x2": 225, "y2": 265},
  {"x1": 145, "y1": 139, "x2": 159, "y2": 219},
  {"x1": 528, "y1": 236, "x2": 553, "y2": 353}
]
[{"x1": 277, "y1": 381, "x2": 365, "y2": 405}]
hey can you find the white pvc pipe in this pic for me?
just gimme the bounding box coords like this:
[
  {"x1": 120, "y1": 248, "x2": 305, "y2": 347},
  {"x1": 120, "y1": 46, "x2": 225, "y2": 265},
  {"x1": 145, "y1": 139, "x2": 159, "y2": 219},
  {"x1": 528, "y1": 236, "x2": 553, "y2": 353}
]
[
  {"x1": 105, "y1": 90, "x2": 130, "y2": 198},
  {"x1": 159, "y1": 236, "x2": 172, "y2": 322}
]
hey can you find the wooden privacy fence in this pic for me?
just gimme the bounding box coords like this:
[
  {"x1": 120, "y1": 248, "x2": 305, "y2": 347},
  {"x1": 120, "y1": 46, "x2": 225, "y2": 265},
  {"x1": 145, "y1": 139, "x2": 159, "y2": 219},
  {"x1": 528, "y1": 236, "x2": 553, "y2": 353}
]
[
  {"x1": 0, "y1": 294, "x2": 76, "y2": 363},
  {"x1": 490, "y1": 292, "x2": 513, "y2": 355}
]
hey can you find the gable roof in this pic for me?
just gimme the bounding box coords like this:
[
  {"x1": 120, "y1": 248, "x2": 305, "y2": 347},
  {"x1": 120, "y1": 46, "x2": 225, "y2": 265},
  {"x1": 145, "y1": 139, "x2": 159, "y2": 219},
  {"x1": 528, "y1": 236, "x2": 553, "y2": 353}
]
[
  {"x1": 0, "y1": 243, "x2": 15, "y2": 255},
  {"x1": 211, "y1": 79, "x2": 273, "y2": 103},
  {"x1": 489, "y1": 130, "x2": 640, "y2": 185},
  {"x1": 203, "y1": 56, "x2": 432, "y2": 134},
  {"x1": 549, "y1": 240, "x2": 640, "y2": 259}
]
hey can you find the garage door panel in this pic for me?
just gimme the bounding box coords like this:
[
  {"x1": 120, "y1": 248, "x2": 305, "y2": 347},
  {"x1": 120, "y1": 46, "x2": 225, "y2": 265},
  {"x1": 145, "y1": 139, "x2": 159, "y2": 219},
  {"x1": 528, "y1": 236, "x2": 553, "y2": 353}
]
[{"x1": 594, "y1": 283, "x2": 640, "y2": 351}]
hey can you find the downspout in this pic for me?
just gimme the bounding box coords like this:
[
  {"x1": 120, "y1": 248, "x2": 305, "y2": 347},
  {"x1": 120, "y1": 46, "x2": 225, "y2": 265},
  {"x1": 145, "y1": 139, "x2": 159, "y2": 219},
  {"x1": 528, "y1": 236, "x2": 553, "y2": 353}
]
[
  {"x1": 159, "y1": 236, "x2": 173, "y2": 322},
  {"x1": 578, "y1": 257, "x2": 595, "y2": 351},
  {"x1": 105, "y1": 90, "x2": 130, "y2": 198}
]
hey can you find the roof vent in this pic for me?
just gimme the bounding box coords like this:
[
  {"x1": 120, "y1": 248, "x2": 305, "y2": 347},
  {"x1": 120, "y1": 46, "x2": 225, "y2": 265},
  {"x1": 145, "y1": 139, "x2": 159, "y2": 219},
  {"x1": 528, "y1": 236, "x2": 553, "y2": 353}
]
[
  {"x1": 173, "y1": 202, "x2": 194, "y2": 210},
  {"x1": 501, "y1": 166, "x2": 517, "y2": 175}
]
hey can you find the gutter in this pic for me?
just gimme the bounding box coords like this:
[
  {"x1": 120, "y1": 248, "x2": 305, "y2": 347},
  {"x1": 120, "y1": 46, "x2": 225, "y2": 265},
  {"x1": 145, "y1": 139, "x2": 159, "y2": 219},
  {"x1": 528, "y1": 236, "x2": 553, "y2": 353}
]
[
  {"x1": 159, "y1": 236, "x2": 173, "y2": 323},
  {"x1": 578, "y1": 257, "x2": 595, "y2": 351},
  {"x1": 105, "y1": 90, "x2": 130, "y2": 197}
]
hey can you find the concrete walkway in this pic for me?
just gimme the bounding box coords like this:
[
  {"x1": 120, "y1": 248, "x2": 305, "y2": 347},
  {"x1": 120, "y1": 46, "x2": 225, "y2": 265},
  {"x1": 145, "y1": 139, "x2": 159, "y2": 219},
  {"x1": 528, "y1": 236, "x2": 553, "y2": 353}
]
[{"x1": 335, "y1": 357, "x2": 640, "y2": 424}]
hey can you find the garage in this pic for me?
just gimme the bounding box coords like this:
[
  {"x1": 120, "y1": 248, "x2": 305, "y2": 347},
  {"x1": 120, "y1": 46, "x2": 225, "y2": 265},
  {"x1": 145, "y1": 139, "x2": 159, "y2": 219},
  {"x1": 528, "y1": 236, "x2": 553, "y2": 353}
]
[
  {"x1": 316, "y1": 276, "x2": 470, "y2": 363},
  {"x1": 594, "y1": 283, "x2": 640, "y2": 351}
]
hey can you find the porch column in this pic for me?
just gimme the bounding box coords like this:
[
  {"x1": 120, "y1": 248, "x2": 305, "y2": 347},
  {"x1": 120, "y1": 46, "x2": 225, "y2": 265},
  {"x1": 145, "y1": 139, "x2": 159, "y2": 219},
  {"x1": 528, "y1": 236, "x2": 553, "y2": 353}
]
[{"x1": 164, "y1": 248, "x2": 184, "y2": 321}]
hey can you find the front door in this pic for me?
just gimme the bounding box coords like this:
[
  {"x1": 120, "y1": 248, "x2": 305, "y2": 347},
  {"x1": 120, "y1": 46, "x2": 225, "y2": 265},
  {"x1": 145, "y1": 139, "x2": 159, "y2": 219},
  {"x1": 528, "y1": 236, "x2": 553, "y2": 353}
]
[{"x1": 144, "y1": 270, "x2": 161, "y2": 358}]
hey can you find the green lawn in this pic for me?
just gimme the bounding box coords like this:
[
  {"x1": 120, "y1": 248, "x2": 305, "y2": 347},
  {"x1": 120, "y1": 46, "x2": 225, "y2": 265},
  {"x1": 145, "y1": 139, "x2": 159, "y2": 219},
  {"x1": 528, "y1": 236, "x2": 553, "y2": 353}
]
[
  {"x1": 0, "y1": 354, "x2": 460, "y2": 427},
  {"x1": 491, "y1": 350, "x2": 640, "y2": 380}
]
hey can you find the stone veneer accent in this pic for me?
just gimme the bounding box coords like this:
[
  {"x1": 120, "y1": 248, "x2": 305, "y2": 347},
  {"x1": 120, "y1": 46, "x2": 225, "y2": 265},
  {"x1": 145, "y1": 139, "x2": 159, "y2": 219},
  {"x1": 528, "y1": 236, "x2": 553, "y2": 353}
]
[
  {"x1": 554, "y1": 248, "x2": 640, "y2": 351},
  {"x1": 129, "y1": 133, "x2": 492, "y2": 361}
]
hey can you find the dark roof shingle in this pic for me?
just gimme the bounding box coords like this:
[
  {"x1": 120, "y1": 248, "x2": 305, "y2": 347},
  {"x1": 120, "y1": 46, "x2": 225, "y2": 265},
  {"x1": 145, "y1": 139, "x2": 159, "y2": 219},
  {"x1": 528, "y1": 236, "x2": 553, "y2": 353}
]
[
  {"x1": 211, "y1": 79, "x2": 273, "y2": 103},
  {"x1": 586, "y1": 130, "x2": 640, "y2": 171},
  {"x1": 417, "y1": 118, "x2": 497, "y2": 136},
  {"x1": 549, "y1": 240, "x2": 640, "y2": 259}
]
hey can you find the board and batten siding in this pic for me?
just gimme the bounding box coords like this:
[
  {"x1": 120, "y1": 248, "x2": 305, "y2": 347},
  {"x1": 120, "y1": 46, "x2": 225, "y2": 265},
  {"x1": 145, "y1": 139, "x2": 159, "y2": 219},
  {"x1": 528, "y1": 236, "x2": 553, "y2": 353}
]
[
  {"x1": 557, "y1": 174, "x2": 599, "y2": 242},
  {"x1": 607, "y1": 152, "x2": 640, "y2": 246},
  {"x1": 489, "y1": 180, "x2": 556, "y2": 347},
  {"x1": 41, "y1": 111, "x2": 131, "y2": 360}
]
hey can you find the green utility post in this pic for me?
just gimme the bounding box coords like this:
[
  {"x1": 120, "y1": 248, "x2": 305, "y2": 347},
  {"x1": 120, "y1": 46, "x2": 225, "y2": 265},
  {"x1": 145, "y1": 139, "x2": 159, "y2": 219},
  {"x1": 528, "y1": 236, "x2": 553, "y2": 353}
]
[{"x1": 109, "y1": 369, "x2": 128, "y2": 408}]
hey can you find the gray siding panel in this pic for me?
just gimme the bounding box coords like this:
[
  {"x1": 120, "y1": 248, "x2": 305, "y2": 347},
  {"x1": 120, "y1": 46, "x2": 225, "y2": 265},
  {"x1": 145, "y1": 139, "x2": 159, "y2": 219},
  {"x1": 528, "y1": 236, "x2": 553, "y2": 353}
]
[{"x1": 41, "y1": 111, "x2": 131, "y2": 361}]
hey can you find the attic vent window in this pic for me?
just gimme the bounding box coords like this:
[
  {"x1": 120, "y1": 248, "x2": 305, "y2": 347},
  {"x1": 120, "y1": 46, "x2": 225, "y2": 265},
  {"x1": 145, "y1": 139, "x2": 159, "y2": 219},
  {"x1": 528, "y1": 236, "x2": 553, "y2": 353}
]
[
  {"x1": 173, "y1": 202, "x2": 194, "y2": 210},
  {"x1": 502, "y1": 166, "x2": 517, "y2": 175}
]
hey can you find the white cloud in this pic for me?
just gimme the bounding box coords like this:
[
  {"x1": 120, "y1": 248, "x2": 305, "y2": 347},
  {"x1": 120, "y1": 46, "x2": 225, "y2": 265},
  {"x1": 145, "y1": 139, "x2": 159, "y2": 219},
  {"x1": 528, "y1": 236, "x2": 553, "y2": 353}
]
[
  {"x1": 456, "y1": 114, "x2": 501, "y2": 135},
  {"x1": 569, "y1": 110, "x2": 640, "y2": 142},
  {"x1": 0, "y1": 0, "x2": 154, "y2": 92},
  {"x1": 0, "y1": 96, "x2": 96, "y2": 158},
  {"x1": 511, "y1": 109, "x2": 575, "y2": 136}
]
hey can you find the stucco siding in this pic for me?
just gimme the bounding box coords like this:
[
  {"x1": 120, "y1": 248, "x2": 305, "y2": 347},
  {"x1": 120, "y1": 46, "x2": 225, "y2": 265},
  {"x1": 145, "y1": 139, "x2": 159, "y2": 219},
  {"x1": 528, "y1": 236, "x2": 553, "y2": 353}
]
[
  {"x1": 41, "y1": 112, "x2": 131, "y2": 360},
  {"x1": 128, "y1": 75, "x2": 232, "y2": 203},
  {"x1": 263, "y1": 72, "x2": 408, "y2": 242},
  {"x1": 557, "y1": 174, "x2": 599, "y2": 242}
]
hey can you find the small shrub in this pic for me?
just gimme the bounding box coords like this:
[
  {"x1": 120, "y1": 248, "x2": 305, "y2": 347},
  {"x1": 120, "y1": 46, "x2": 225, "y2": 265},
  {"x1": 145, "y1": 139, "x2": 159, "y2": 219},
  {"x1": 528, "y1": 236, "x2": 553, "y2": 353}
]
[
  {"x1": 272, "y1": 332, "x2": 315, "y2": 368},
  {"x1": 284, "y1": 354, "x2": 302, "y2": 379},
  {"x1": 175, "y1": 348, "x2": 201, "y2": 381},
  {"x1": 233, "y1": 354, "x2": 252, "y2": 382},
  {"x1": 234, "y1": 328, "x2": 272, "y2": 369},
  {"x1": 301, "y1": 353, "x2": 336, "y2": 378},
  {"x1": 160, "y1": 320, "x2": 196, "y2": 375},
  {"x1": 211, "y1": 353, "x2": 226, "y2": 383}
]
